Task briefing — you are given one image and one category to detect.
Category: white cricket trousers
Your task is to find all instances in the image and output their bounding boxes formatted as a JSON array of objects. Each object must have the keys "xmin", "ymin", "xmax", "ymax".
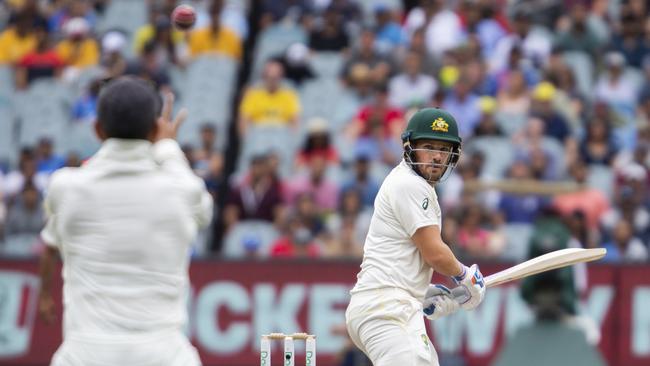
[
  {"xmin": 345, "ymin": 288, "xmax": 439, "ymax": 366},
  {"xmin": 50, "ymin": 330, "xmax": 202, "ymax": 366}
]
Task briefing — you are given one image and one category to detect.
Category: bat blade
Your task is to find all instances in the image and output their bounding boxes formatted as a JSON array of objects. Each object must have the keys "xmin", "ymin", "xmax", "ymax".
[{"xmin": 484, "ymin": 248, "xmax": 607, "ymax": 288}]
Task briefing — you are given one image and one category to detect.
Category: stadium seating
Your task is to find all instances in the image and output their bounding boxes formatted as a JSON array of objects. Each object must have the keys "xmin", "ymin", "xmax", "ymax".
[{"xmin": 222, "ymin": 220, "xmax": 280, "ymax": 258}]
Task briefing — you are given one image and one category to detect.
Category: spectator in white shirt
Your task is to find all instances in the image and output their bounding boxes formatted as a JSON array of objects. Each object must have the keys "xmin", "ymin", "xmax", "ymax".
[
  {"xmin": 403, "ymin": 0, "xmax": 463, "ymax": 58},
  {"xmin": 388, "ymin": 50, "xmax": 437, "ymax": 109}
]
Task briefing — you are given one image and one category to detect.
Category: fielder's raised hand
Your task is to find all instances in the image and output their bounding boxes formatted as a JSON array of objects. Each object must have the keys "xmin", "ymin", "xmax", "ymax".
[{"xmin": 155, "ymin": 91, "xmax": 188, "ymax": 142}]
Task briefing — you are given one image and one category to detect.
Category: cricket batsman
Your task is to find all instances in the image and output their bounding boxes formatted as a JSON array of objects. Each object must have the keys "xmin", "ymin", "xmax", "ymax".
[{"xmin": 345, "ymin": 108, "xmax": 486, "ymax": 365}]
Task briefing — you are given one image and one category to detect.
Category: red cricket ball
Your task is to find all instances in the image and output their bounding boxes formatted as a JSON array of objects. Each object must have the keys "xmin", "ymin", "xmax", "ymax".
[{"xmin": 171, "ymin": 4, "xmax": 196, "ymax": 31}]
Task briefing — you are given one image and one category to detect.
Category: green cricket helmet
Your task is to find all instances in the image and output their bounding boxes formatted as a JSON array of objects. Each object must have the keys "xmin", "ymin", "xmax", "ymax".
[{"xmin": 401, "ymin": 108, "xmax": 462, "ymax": 183}]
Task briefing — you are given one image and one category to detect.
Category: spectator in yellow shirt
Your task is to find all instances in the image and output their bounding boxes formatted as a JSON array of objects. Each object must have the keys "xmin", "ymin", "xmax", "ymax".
[
  {"xmin": 238, "ymin": 60, "xmax": 301, "ymax": 136},
  {"xmin": 55, "ymin": 17, "xmax": 99, "ymax": 68},
  {"xmin": 188, "ymin": 0, "xmax": 242, "ymax": 61},
  {"xmin": 0, "ymin": 13, "xmax": 38, "ymax": 65}
]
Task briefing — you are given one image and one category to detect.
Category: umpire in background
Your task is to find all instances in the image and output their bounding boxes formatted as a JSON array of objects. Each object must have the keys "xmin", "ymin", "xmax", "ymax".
[{"xmin": 37, "ymin": 76, "xmax": 212, "ymax": 366}]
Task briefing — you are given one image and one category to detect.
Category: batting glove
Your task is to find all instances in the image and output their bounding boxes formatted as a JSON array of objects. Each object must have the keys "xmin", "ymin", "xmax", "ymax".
[
  {"xmin": 423, "ymin": 284, "xmax": 460, "ymax": 320},
  {"xmin": 451, "ymin": 264, "xmax": 486, "ymax": 310}
]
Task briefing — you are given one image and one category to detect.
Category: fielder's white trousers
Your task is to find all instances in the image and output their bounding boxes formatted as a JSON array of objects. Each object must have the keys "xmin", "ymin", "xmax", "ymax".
[
  {"xmin": 345, "ymin": 288, "xmax": 439, "ymax": 366},
  {"xmin": 50, "ymin": 330, "xmax": 201, "ymax": 366}
]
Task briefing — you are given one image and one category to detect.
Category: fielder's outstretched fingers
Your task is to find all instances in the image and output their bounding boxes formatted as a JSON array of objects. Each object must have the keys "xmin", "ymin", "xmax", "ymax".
[
  {"xmin": 173, "ymin": 108, "xmax": 188, "ymax": 131},
  {"xmin": 161, "ymin": 91, "xmax": 175, "ymax": 123}
]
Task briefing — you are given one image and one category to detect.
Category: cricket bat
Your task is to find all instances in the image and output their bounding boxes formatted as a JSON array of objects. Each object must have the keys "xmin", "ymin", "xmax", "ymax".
[
  {"xmin": 482, "ymin": 248, "xmax": 607, "ymax": 287},
  {"xmin": 448, "ymin": 248, "xmax": 606, "ymax": 301}
]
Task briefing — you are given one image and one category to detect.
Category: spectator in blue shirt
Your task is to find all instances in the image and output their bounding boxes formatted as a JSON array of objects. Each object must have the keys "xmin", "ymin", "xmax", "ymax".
[
  {"xmin": 373, "ymin": 5, "xmax": 406, "ymax": 52},
  {"xmin": 35, "ymin": 138, "xmax": 65, "ymax": 174}
]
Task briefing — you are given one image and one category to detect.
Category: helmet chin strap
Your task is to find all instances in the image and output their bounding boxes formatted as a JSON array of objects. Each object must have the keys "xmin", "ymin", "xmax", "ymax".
[{"xmin": 403, "ymin": 139, "xmax": 459, "ymax": 185}]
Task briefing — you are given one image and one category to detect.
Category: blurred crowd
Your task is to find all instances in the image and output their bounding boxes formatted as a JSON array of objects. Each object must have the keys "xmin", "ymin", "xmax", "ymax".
[{"xmin": 0, "ymin": 0, "xmax": 649, "ymax": 264}]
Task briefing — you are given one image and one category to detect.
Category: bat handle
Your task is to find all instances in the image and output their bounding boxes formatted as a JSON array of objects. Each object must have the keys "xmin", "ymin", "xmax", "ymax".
[{"xmin": 450, "ymin": 286, "xmax": 469, "ymax": 303}]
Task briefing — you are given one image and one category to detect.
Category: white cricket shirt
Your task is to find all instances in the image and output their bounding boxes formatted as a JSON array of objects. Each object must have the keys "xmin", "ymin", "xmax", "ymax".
[
  {"xmin": 41, "ymin": 138, "xmax": 213, "ymax": 339},
  {"xmin": 351, "ymin": 160, "xmax": 442, "ymax": 301}
]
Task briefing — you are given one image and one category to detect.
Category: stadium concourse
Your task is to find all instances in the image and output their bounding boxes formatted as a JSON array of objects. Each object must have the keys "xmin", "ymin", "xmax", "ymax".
[{"xmin": 0, "ymin": 1, "xmax": 649, "ymax": 366}]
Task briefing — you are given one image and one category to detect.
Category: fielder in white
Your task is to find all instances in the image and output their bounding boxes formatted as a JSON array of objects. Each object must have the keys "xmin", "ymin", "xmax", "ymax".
[
  {"xmin": 346, "ymin": 108, "xmax": 486, "ymax": 366},
  {"xmin": 37, "ymin": 77, "xmax": 212, "ymax": 366}
]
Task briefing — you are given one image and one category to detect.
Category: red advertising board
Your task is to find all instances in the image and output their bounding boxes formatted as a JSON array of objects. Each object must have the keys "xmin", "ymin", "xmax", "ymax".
[{"xmin": 0, "ymin": 259, "xmax": 647, "ymax": 366}]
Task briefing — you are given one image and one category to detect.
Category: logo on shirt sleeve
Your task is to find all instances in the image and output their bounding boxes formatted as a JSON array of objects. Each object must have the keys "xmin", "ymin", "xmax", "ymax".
[{"xmin": 422, "ymin": 198, "xmax": 429, "ymax": 210}]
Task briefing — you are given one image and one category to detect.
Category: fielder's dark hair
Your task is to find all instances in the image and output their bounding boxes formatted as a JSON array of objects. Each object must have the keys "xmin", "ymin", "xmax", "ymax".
[{"xmin": 97, "ymin": 76, "xmax": 161, "ymax": 140}]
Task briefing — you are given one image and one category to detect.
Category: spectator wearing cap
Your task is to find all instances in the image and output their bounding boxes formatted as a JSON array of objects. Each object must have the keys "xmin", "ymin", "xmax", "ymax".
[
  {"xmin": 595, "ymin": 51, "xmax": 640, "ymax": 119},
  {"xmin": 55, "ymin": 17, "xmax": 99, "ymax": 70},
  {"xmin": 473, "ymin": 96, "xmax": 504, "ymax": 136},
  {"xmin": 530, "ymin": 81, "xmax": 572, "ymax": 143},
  {"xmin": 223, "ymin": 154, "xmax": 284, "ymax": 233},
  {"xmin": 14, "ymin": 22, "xmax": 63, "ymax": 89},
  {"xmin": 273, "ymin": 43, "xmax": 315, "ymax": 86},
  {"xmin": 295, "ymin": 117, "xmax": 338, "ymax": 169},
  {"xmin": 341, "ymin": 151, "xmax": 380, "ymax": 209},
  {"xmin": 238, "ymin": 60, "xmax": 300, "ymax": 136},
  {"xmin": 189, "ymin": 0, "xmax": 242, "ymax": 61},
  {"xmin": 0, "ymin": 11, "xmax": 38, "ymax": 65},
  {"xmin": 388, "ymin": 50, "xmax": 437, "ymax": 109},
  {"xmin": 403, "ymin": 0, "xmax": 463, "ymax": 58},
  {"xmin": 48, "ymin": 0, "xmax": 97, "ymax": 34},
  {"xmin": 308, "ymin": 6, "xmax": 349, "ymax": 52},
  {"xmin": 100, "ymin": 31, "xmax": 127, "ymax": 78}
]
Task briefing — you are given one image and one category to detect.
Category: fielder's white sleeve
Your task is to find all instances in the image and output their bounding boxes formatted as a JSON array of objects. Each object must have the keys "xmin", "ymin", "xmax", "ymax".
[
  {"xmin": 40, "ymin": 169, "xmax": 70, "ymax": 248},
  {"xmin": 152, "ymin": 139, "xmax": 213, "ymax": 228},
  {"xmin": 390, "ymin": 179, "xmax": 441, "ymax": 237}
]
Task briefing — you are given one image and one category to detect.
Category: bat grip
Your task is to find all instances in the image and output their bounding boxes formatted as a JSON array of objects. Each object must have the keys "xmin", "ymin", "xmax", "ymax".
[{"xmin": 450, "ymin": 286, "xmax": 470, "ymax": 303}]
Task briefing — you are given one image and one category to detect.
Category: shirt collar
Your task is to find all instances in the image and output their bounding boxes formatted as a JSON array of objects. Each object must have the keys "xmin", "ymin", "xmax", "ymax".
[{"xmin": 87, "ymin": 138, "xmax": 155, "ymax": 166}]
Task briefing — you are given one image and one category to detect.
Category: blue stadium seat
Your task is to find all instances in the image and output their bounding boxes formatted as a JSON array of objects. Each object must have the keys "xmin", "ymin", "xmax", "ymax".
[{"xmin": 222, "ymin": 220, "xmax": 280, "ymax": 258}]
